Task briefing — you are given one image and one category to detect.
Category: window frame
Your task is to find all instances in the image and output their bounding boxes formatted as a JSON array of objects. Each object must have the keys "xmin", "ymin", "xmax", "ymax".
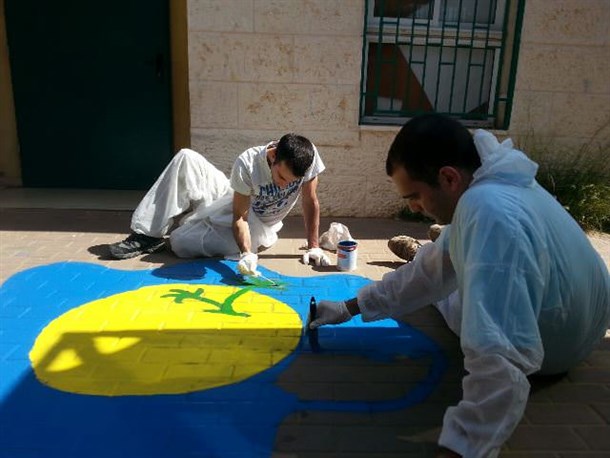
[
  {"xmin": 359, "ymin": 0, "xmax": 525, "ymax": 129},
  {"xmin": 366, "ymin": 0, "xmax": 507, "ymax": 32}
]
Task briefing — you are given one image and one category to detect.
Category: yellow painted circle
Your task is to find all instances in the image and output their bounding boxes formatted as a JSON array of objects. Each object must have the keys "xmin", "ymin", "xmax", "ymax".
[{"xmin": 29, "ymin": 284, "xmax": 302, "ymax": 396}]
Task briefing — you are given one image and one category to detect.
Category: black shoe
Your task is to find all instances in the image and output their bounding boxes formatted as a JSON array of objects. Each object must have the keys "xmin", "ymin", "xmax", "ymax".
[{"xmin": 108, "ymin": 233, "xmax": 165, "ymax": 259}]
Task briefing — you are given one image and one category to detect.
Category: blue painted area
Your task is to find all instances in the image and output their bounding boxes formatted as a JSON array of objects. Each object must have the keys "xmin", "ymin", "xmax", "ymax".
[{"xmin": 0, "ymin": 261, "xmax": 447, "ymax": 458}]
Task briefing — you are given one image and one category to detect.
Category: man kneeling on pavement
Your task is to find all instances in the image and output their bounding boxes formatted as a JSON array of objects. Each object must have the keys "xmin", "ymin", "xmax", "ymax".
[
  {"xmin": 310, "ymin": 114, "xmax": 610, "ymax": 458},
  {"xmin": 107, "ymin": 133, "xmax": 331, "ymax": 274}
]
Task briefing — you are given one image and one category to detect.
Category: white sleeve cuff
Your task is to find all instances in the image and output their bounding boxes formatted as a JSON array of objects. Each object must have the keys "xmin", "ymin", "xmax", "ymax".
[
  {"xmin": 438, "ymin": 425, "xmax": 501, "ymax": 458},
  {"xmin": 357, "ymin": 283, "xmax": 390, "ymax": 322},
  {"xmin": 437, "ymin": 418, "xmax": 471, "ymax": 458}
]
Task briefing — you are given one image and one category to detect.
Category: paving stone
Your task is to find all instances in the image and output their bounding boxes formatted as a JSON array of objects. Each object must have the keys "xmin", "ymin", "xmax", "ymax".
[
  {"xmin": 582, "ymin": 350, "xmax": 610, "ymax": 368},
  {"xmin": 335, "ymin": 425, "xmax": 434, "ymax": 453},
  {"xmin": 559, "ymin": 454, "xmax": 610, "ymax": 458},
  {"xmin": 507, "ymin": 426, "xmax": 587, "ymax": 450},
  {"xmin": 568, "ymin": 367, "xmax": 610, "ymax": 383},
  {"xmin": 574, "ymin": 426, "xmax": 610, "ymax": 450},
  {"xmin": 500, "ymin": 454, "xmax": 557, "ymax": 458},
  {"xmin": 524, "ymin": 403, "xmax": 606, "ymax": 425},
  {"xmin": 371, "ymin": 403, "xmax": 448, "ymax": 426},
  {"xmin": 546, "ymin": 384, "xmax": 610, "ymax": 403},
  {"xmin": 591, "ymin": 403, "xmax": 610, "ymax": 423},
  {"xmin": 275, "ymin": 425, "xmax": 340, "ymax": 452}
]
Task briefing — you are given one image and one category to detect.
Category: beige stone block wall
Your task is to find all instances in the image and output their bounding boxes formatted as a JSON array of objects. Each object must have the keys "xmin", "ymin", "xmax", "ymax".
[
  {"xmin": 188, "ymin": 0, "xmax": 610, "ymax": 218},
  {"xmin": 511, "ymin": 0, "xmax": 610, "ymax": 150},
  {"xmin": 187, "ymin": 0, "xmax": 388, "ymax": 217}
]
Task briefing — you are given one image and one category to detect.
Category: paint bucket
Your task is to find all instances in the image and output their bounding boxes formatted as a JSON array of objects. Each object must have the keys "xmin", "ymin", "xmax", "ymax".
[{"xmin": 336, "ymin": 240, "xmax": 358, "ymax": 271}]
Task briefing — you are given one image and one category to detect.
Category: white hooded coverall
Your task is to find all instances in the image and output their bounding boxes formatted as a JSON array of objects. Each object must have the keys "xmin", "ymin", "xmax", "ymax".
[{"xmin": 357, "ymin": 130, "xmax": 610, "ymax": 457}]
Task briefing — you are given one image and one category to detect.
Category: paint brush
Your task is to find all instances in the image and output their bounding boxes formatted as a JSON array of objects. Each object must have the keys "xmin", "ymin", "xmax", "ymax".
[
  {"xmin": 241, "ymin": 271, "xmax": 278, "ymax": 288},
  {"xmin": 306, "ymin": 296, "xmax": 321, "ymax": 353}
]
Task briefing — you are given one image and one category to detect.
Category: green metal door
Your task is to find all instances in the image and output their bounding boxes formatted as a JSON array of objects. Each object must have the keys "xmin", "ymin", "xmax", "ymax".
[{"xmin": 5, "ymin": 0, "xmax": 173, "ymax": 189}]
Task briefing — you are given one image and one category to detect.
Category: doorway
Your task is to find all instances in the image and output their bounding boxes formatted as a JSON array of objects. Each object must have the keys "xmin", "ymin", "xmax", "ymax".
[{"xmin": 5, "ymin": 0, "xmax": 174, "ymax": 189}]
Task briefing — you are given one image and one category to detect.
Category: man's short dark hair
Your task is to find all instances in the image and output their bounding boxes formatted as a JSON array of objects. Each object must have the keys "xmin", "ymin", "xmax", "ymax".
[
  {"xmin": 386, "ymin": 114, "xmax": 481, "ymax": 186},
  {"xmin": 275, "ymin": 133, "xmax": 315, "ymax": 177}
]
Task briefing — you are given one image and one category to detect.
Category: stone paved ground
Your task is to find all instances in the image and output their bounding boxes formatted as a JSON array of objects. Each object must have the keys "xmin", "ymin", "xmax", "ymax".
[{"xmin": 1, "ymin": 207, "xmax": 609, "ymax": 457}]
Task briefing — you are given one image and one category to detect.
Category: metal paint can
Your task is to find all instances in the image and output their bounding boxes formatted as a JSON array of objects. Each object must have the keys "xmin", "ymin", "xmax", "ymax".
[{"xmin": 336, "ymin": 240, "xmax": 358, "ymax": 271}]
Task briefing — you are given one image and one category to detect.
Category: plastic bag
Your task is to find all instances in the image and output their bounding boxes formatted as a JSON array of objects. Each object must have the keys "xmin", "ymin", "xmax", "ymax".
[{"xmin": 319, "ymin": 222, "xmax": 354, "ymax": 251}]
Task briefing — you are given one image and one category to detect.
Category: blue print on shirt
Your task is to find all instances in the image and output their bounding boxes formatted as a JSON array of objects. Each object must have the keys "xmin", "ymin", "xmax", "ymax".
[{"xmin": 252, "ymin": 179, "xmax": 302, "ymax": 217}]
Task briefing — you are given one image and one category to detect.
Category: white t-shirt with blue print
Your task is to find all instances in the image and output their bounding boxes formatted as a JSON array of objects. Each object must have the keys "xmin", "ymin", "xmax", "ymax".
[{"xmin": 229, "ymin": 142, "xmax": 325, "ymax": 226}]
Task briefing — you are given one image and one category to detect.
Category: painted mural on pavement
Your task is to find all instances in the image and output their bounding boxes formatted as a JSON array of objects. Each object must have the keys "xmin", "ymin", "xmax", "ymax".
[{"xmin": 0, "ymin": 260, "xmax": 447, "ymax": 458}]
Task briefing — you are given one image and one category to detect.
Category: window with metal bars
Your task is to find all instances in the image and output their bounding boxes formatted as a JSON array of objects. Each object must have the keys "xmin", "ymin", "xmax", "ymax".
[{"xmin": 360, "ymin": 0, "xmax": 525, "ymax": 128}]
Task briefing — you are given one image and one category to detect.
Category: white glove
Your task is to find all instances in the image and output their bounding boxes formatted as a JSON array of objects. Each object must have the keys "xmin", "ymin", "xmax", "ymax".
[
  {"xmin": 302, "ymin": 247, "xmax": 331, "ymax": 266},
  {"xmin": 309, "ymin": 300, "xmax": 352, "ymax": 329},
  {"xmin": 237, "ymin": 252, "xmax": 259, "ymax": 276}
]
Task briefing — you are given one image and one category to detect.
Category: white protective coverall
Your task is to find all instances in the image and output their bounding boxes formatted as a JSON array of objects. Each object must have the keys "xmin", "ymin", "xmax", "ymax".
[
  {"xmin": 130, "ymin": 146, "xmax": 323, "ymax": 258},
  {"xmin": 356, "ymin": 130, "xmax": 610, "ymax": 457}
]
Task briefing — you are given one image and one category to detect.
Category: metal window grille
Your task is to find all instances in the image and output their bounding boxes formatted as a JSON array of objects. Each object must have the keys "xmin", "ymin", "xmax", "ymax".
[{"xmin": 360, "ymin": 0, "xmax": 525, "ymax": 128}]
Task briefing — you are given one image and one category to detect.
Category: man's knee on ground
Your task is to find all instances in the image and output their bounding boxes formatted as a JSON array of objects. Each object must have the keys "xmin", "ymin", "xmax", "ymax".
[{"xmin": 168, "ymin": 230, "xmax": 199, "ymax": 259}]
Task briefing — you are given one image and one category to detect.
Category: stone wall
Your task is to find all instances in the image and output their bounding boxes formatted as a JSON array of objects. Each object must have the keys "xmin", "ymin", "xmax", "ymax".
[
  {"xmin": 187, "ymin": 0, "xmax": 610, "ymax": 217},
  {"xmin": 510, "ymin": 0, "xmax": 610, "ymax": 152},
  {"xmin": 187, "ymin": 0, "xmax": 402, "ymax": 217}
]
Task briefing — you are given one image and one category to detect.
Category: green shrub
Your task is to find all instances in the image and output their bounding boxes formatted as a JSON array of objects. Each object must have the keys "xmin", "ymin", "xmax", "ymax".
[
  {"xmin": 523, "ymin": 131, "xmax": 610, "ymax": 234},
  {"xmin": 397, "ymin": 207, "xmax": 434, "ymax": 224},
  {"xmin": 534, "ymin": 164, "xmax": 610, "ymax": 233}
]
